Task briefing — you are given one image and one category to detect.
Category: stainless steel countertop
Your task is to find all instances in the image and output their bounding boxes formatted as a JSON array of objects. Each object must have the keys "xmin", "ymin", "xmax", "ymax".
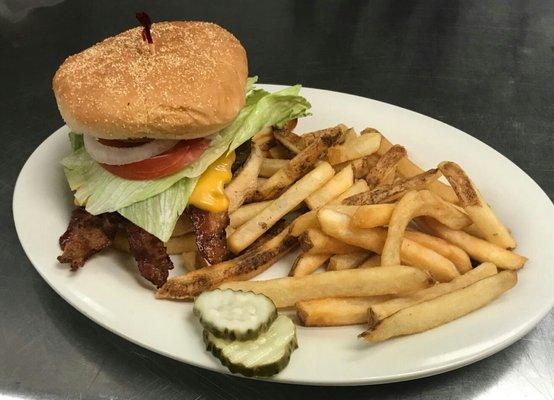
[{"xmin": 1, "ymin": 0, "xmax": 553, "ymax": 398}]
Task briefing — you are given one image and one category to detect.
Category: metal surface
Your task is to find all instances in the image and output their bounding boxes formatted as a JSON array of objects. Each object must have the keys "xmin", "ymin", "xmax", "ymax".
[{"xmin": 1, "ymin": 0, "xmax": 552, "ymax": 398}]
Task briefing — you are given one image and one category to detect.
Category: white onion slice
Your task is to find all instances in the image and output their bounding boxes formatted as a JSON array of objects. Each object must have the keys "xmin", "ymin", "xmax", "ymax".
[{"xmin": 84, "ymin": 136, "xmax": 179, "ymax": 165}]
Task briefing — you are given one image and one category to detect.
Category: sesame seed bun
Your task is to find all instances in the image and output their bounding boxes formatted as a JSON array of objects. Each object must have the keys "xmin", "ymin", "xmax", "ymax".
[{"xmin": 53, "ymin": 21, "xmax": 248, "ymax": 140}]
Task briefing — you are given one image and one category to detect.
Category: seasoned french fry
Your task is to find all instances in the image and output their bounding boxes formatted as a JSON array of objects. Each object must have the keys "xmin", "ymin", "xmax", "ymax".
[
  {"xmin": 361, "ymin": 270, "xmax": 517, "ymax": 342},
  {"xmin": 359, "ymin": 254, "xmax": 382, "ymax": 268},
  {"xmin": 289, "ymin": 253, "xmax": 330, "ymax": 277},
  {"xmin": 327, "ymin": 252, "xmax": 370, "ymax": 271},
  {"xmin": 335, "ymin": 154, "xmax": 380, "ymax": 178},
  {"xmin": 381, "ymin": 190, "xmax": 470, "ymax": 267},
  {"xmin": 343, "ymin": 169, "xmax": 441, "ymax": 205},
  {"xmin": 299, "ymin": 125, "xmax": 347, "ymax": 149},
  {"xmin": 368, "ymin": 262, "xmax": 498, "ymax": 325},
  {"xmin": 351, "ymin": 203, "xmax": 396, "ymax": 228},
  {"xmin": 420, "ymin": 218, "xmax": 527, "ymax": 270},
  {"xmin": 268, "ymin": 144, "xmax": 294, "ymax": 159},
  {"xmin": 326, "ymin": 131, "xmax": 381, "ymax": 165},
  {"xmin": 229, "ymin": 201, "xmax": 272, "ymax": 228},
  {"xmin": 318, "ymin": 209, "xmax": 459, "ymax": 282},
  {"xmin": 273, "ymin": 125, "xmax": 302, "ymax": 154},
  {"xmin": 404, "ymin": 230, "xmax": 472, "ymax": 274},
  {"xmin": 228, "ymin": 162, "xmax": 335, "ymax": 253},
  {"xmin": 225, "ymin": 145, "xmax": 263, "ymax": 213},
  {"xmin": 157, "ymin": 227, "xmax": 296, "ymax": 299},
  {"xmin": 366, "ymin": 145, "xmax": 407, "ymax": 189},
  {"xmin": 300, "ymin": 228, "xmax": 361, "ymax": 255},
  {"xmin": 305, "ymin": 164, "xmax": 354, "ymax": 209},
  {"xmin": 259, "ymin": 158, "xmax": 288, "ymax": 178},
  {"xmin": 257, "ymin": 129, "xmax": 343, "ymax": 199},
  {"xmin": 439, "ymin": 161, "xmax": 516, "ymax": 249},
  {"xmin": 182, "ymin": 251, "xmax": 197, "ymax": 272},
  {"xmin": 297, "ymin": 296, "xmax": 393, "ymax": 326},
  {"xmin": 220, "ymin": 266, "xmax": 432, "ymax": 308},
  {"xmin": 377, "ymin": 135, "xmax": 458, "ymax": 203}
]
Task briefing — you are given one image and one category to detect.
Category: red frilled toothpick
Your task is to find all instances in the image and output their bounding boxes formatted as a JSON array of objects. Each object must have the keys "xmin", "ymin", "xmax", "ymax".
[{"xmin": 135, "ymin": 12, "xmax": 153, "ymax": 44}]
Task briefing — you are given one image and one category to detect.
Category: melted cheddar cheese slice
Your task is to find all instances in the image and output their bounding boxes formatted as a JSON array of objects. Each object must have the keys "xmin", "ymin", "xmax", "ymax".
[{"xmin": 189, "ymin": 152, "xmax": 235, "ymax": 212}]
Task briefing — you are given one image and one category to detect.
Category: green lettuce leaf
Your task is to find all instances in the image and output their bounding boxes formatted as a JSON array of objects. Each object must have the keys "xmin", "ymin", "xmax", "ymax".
[
  {"xmin": 118, "ymin": 177, "xmax": 198, "ymax": 242},
  {"xmin": 61, "ymin": 83, "xmax": 311, "ymax": 240},
  {"xmin": 69, "ymin": 132, "xmax": 84, "ymax": 151}
]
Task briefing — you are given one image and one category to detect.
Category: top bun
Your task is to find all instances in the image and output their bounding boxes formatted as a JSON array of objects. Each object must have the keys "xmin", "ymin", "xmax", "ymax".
[{"xmin": 53, "ymin": 21, "xmax": 248, "ymax": 140}]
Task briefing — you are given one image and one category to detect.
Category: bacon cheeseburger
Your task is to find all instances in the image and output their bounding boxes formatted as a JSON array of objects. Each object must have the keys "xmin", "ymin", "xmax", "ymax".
[{"xmin": 53, "ymin": 19, "xmax": 310, "ymax": 287}]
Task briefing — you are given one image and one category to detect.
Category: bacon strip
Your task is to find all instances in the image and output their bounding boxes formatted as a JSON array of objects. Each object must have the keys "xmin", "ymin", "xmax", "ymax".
[
  {"xmin": 187, "ymin": 206, "xmax": 230, "ymax": 265},
  {"xmin": 58, "ymin": 208, "xmax": 118, "ymax": 270},
  {"xmin": 125, "ymin": 223, "xmax": 173, "ymax": 288}
]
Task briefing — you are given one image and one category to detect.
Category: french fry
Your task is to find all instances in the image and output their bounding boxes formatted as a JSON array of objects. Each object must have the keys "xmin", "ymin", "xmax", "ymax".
[
  {"xmin": 257, "ymin": 129, "xmax": 343, "ymax": 199},
  {"xmin": 343, "ymin": 128, "xmax": 358, "ymax": 142},
  {"xmin": 252, "ymin": 126, "xmax": 274, "ymax": 143},
  {"xmin": 335, "ymin": 154, "xmax": 380, "ymax": 178},
  {"xmin": 377, "ymin": 135, "xmax": 458, "ymax": 203},
  {"xmin": 290, "ymin": 211, "xmax": 319, "ymax": 237},
  {"xmin": 366, "ymin": 145, "xmax": 407, "ymax": 189},
  {"xmin": 297, "ymin": 296, "xmax": 394, "ymax": 326},
  {"xmin": 439, "ymin": 161, "xmax": 516, "ymax": 249},
  {"xmin": 327, "ymin": 252, "xmax": 370, "ymax": 271},
  {"xmin": 172, "ymin": 214, "xmax": 193, "ymax": 236},
  {"xmin": 251, "ymin": 126, "xmax": 275, "ymax": 151},
  {"xmin": 268, "ymin": 144, "xmax": 294, "ymax": 159},
  {"xmin": 359, "ymin": 254, "xmax": 382, "ymax": 268},
  {"xmin": 225, "ymin": 145, "xmax": 263, "ymax": 213},
  {"xmin": 219, "ymin": 266, "xmax": 433, "ymax": 308},
  {"xmin": 157, "ymin": 227, "xmax": 296, "ymax": 299},
  {"xmin": 329, "ymin": 179, "xmax": 369, "ymax": 204},
  {"xmin": 343, "ymin": 169, "xmax": 441, "ymax": 205},
  {"xmin": 182, "ymin": 251, "xmax": 197, "ymax": 272},
  {"xmin": 228, "ymin": 162, "xmax": 335, "ymax": 253},
  {"xmin": 351, "ymin": 203, "xmax": 396, "ymax": 228},
  {"xmin": 318, "ymin": 209, "xmax": 459, "ymax": 282},
  {"xmin": 259, "ymin": 158, "xmax": 288, "ymax": 178},
  {"xmin": 305, "ymin": 164, "xmax": 354, "ymax": 209},
  {"xmin": 463, "ymin": 222, "xmax": 487, "ymax": 239},
  {"xmin": 229, "ymin": 201, "xmax": 272, "ymax": 228},
  {"xmin": 300, "ymin": 228, "xmax": 362, "ymax": 255},
  {"xmin": 420, "ymin": 218, "xmax": 527, "ymax": 270},
  {"xmin": 115, "ymin": 231, "xmax": 197, "ymax": 255},
  {"xmin": 404, "ymin": 230, "xmax": 472, "ymax": 273},
  {"xmin": 165, "ymin": 234, "xmax": 198, "ymax": 255},
  {"xmin": 289, "ymin": 253, "xmax": 330, "ymax": 277},
  {"xmin": 360, "ymin": 270, "xmax": 517, "ymax": 342},
  {"xmin": 368, "ymin": 262, "xmax": 498, "ymax": 325},
  {"xmin": 300, "ymin": 125, "xmax": 347, "ymax": 149},
  {"xmin": 381, "ymin": 190, "xmax": 470, "ymax": 267},
  {"xmin": 326, "ymin": 131, "xmax": 381, "ymax": 165},
  {"xmin": 257, "ymin": 177, "xmax": 267, "ymax": 187},
  {"xmin": 273, "ymin": 126, "xmax": 302, "ymax": 154},
  {"xmin": 290, "ymin": 204, "xmax": 360, "ymax": 237}
]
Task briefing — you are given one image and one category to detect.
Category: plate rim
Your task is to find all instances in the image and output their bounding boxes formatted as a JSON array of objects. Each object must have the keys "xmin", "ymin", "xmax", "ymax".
[{"xmin": 13, "ymin": 84, "xmax": 554, "ymax": 386}]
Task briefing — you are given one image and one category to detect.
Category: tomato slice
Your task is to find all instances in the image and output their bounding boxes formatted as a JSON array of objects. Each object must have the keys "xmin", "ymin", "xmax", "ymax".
[{"xmin": 100, "ymin": 138, "xmax": 210, "ymax": 180}]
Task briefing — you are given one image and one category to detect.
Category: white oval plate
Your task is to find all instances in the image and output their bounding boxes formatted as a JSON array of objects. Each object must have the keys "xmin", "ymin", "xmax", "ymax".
[{"xmin": 13, "ymin": 85, "xmax": 554, "ymax": 385}]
